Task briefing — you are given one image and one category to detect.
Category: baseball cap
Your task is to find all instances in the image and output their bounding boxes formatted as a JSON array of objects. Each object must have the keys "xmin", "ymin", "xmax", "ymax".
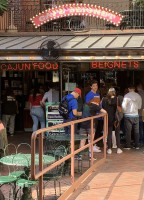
[
  {"xmin": 74, "ymin": 88, "xmax": 81, "ymax": 97},
  {"xmin": 108, "ymin": 88, "xmax": 115, "ymax": 93}
]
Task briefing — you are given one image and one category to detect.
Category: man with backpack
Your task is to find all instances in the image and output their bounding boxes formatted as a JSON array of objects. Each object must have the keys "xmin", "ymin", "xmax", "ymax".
[{"xmin": 59, "ymin": 88, "xmax": 82, "ymax": 135}]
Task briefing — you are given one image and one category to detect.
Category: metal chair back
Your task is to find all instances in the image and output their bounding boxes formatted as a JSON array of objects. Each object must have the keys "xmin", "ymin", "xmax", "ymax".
[{"xmin": 16, "ymin": 143, "xmax": 31, "ymax": 154}]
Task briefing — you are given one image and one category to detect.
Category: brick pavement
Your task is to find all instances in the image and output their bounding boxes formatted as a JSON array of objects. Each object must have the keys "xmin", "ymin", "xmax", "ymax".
[
  {"xmin": 68, "ymin": 148, "xmax": 144, "ymax": 200},
  {"xmin": 1, "ymin": 132, "xmax": 144, "ymax": 200}
]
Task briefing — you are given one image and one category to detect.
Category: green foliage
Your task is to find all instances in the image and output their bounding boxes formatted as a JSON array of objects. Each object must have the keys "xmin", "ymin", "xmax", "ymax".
[{"xmin": 0, "ymin": 0, "xmax": 9, "ymax": 16}]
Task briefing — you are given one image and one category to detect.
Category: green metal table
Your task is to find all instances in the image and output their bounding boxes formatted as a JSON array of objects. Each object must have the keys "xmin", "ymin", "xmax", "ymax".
[
  {"xmin": 0, "ymin": 154, "xmax": 55, "ymax": 167},
  {"xmin": 48, "ymin": 134, "xmax": 88, "ymax": 142},
  {"xmin": 47, "ymin": 134, "xmax": 88, "ymax": 174},
  {"xmin": 0, "ymin": 154, "xmax": 55, "ymax": 200}
]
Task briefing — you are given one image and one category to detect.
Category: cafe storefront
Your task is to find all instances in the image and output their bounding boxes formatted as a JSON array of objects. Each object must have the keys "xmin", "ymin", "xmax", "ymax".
[{"xmin": 0, "ymin": 32, "xmax": 144, "ymax": 131}]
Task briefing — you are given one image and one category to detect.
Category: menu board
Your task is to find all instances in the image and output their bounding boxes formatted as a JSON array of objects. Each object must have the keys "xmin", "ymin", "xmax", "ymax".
[{"xmin": 45, "ymin": 102, "xmax": 65, "ymax": 134}]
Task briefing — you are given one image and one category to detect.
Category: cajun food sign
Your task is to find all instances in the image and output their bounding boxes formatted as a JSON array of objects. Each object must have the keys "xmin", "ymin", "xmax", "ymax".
[{"xmin": 31, "ymin": 3, "xmax": 123, "ymax": 28}]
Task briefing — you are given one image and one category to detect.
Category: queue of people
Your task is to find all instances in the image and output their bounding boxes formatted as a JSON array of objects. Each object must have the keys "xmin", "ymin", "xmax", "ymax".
[
  {"xmin": 63, "ymin": 80, "xmax": 144, "ymax": 157},
  {"xmin": 1, "ymin": 80, "xmax": 144, "ymax": 158}
]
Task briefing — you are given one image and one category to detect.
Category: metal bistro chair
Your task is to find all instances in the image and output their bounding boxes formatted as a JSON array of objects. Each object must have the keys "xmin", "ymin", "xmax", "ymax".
[
  {"xmin": 0, "ymin": 144, "xmax": 18, "ymax": 200},
  {"xmin": 13, "ymin": 154, "xmax": 38, "ymax": 200},
  {"xmin": 45, "ymin": 133, "xmax": 60, "ymax": 156},
  {"xmin": 43, "ymin": 145, "xmax": 67, "ymax": 198},
  {"xmin": 0, "ymin": 173, "xmax": 17, "ymax": 200},
  {"xmin": 4, "ymin": 143, "xmax": 17, "ymax": 156},
  {"xmin": 16, "ymin": 143, "xmax": 31, "ymax": 154},
  {"xmin": 1, "ymin": 143, "xmax": 24, "ymax": 179},
  {"xmin": 3, "ymin": 144, "xmax": 25, "ymax": 180}
]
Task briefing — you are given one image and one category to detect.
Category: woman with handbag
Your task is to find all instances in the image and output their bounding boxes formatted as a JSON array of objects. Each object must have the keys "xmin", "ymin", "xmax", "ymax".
[
  {"xmin": 28, "ymin": 84, "xmax": 45, "ymax": 133},
  {"xmin": 102, "ymin": 88, "xmax": 123, "ymax": 154}
]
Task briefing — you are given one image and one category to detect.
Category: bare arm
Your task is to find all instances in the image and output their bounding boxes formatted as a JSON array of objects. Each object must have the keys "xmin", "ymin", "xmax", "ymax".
[
  {"xmin": 41, "ymin": 97, "xmax": 46, "ymax": 106},
  {"xmin": 73, "ymin": 109, "xmax": 82, "ymax": 117},
  {"xmin": 100, "ymin": 108, "xmax": 107, "ymax": 114}
]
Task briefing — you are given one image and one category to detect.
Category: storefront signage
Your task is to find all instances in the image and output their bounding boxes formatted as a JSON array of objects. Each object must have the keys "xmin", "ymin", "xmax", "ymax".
[
  {"xmin": 91, "ymin": 61, "xmax": 139, "ymax": 70},
  {"xmin": 31, "ymin": 3, "xmax": 123, "ymax": 28},
  {"xmin": 0, "ymin": 62, "xmax": 58, "ymax": 71}
]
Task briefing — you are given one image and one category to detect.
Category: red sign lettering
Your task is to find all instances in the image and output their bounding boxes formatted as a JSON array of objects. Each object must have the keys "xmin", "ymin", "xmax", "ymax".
[
  {"xmin": 91, "ymin": 61, "xmax": 139, "ymax": 70},
  {"xmin": 0, "ymin": 62, "xmax": 59, "ymax": 71}
]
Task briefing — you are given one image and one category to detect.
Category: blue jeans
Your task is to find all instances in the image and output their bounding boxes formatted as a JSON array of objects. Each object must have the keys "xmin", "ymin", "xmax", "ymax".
[
  {"xmin": 30, "ymin": 107, "xmax": 45, "ymax": 132},
  {"xmin": 139, "ymin": 116, "xmax": 144, "ymax": 144}
]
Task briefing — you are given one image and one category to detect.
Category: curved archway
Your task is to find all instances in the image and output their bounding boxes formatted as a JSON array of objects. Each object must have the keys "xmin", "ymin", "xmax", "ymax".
[{"xmin": 31, "ymin": 3, "xmax": 123, "ymax": 28}]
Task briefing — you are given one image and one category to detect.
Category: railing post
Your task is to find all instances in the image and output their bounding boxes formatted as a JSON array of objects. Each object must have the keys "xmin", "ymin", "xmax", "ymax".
[
  {"xmin": 31, "ymin": 113, "xmax": 107, "ymax": 199},
  {"xmin": 71, "ymin": 123, "xmax": 75, "ymax": 184},
  {"xmin": 90, "ymin": 119, "xmax": 94, "ymax": 166},
  {"xmin": 103, "ymin": 114, "xmax": 108, "ymax": 159},
  {"xmin": 39, "ymin": 132, "xmax": 43, "ymax": 200}
]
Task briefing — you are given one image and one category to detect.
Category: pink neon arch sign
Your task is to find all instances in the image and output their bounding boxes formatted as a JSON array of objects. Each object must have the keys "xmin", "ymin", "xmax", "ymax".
[{"xmin": 30, "ymin": 3, "xmax": 123, "ymax": 28}]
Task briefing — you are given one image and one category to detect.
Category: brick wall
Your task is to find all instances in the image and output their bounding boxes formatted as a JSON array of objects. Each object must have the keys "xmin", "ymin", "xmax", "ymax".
[{"xmin": 0, "ymin": 0, "xmax": 131, "ymax": 31}]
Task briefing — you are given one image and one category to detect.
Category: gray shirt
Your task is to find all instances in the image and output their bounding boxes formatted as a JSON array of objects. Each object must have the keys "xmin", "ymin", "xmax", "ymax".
[{"xmin": 43, "ymin": 89, "xmax": 59, "ymax": 103}]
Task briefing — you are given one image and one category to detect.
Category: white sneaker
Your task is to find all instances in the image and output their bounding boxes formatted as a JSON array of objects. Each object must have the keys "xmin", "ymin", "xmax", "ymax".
[
  {"xmin": 112, "ymin": 144, "xmax": 117, "ymax": 149},
  {"xmin": 107, "ymin": 149, "xmax": 112, "ymax": 154},
  {"xmin": 117, "ymin": 148, "xmax": 123, "ymax": 154},
  {"xmin": 94, "ymin": 144, "xmax": 100, "ymax": 150},
  {"xmin": 89, "ymin": 157, "xmax": 97, "ymax": 161},
  {"xmin": 93, "ymin": 146, "xmax": 101, "ymax": 153}
]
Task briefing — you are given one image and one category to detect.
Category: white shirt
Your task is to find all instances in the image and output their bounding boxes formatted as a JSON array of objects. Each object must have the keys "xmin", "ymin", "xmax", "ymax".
[
  {"xmin": 43, "ymin": 89, "xmax": 59, "ymax": 102},
  {"xmin": 122, "ymin": 92, "xmax": 142, "ymax": 116}
]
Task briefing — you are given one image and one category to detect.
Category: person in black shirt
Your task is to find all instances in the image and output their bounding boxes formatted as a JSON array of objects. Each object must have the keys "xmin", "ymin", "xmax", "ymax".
[
  {"xmin": 102, "ymin": 88, "xmax": 123, "ymax": 154},
  {"xmin": 78, "ymin": 98, "xmax": 106, "ymax": 159},
  {"xmin": 2, "ymin": 88, "xmax": 18, "ymax": 136}
]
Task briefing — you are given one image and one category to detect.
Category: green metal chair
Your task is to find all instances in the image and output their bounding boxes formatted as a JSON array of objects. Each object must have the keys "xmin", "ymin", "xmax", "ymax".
[
  {"xmin": 2, "ymin": 144, "xmax": 25, "ymax": 179},
  {"xmin": 0, "ymin": 156, "xmax": 17, "ymax": 199},
  {"xmin": 0, "ymin": 144, "xmax": 20, "ymax": 199},
  {"xmin": 44, "ymin": 134, "xmax": 60, "ymax": 156},
  {"xmin": 43, "ymin": 145, "xmax": 67, "ymax": 198},
  {"xmin": 4, "ymin": 143, "xmax": 17, "ymax": 156},
  {"xmin": 0, "ymin": 176, "xmax": 17, "ymax": 200},
  {"xmin": 13, "ymin": 154, "xmax": 38, "ymax": 200},
  {"xmin": 16, "ymin": 143, "xmax": 31, "ymax": 154}
]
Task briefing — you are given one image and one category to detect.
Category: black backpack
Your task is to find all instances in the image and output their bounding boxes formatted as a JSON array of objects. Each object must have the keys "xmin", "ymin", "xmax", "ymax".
[{"xmin": 58, "ymin": 96, "xmax": 74, "ymax": 119}]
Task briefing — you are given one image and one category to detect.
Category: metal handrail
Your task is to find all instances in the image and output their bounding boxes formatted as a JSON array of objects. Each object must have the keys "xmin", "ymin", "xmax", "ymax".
[{"xmin": 31, "ymin": 113, "xmax": 108, "ymax": 200}]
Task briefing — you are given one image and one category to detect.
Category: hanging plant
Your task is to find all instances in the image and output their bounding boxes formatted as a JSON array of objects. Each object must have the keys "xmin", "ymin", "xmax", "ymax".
[{"xmin": 0, "ymin": 0, "xmax": 9, "ymax": 16}]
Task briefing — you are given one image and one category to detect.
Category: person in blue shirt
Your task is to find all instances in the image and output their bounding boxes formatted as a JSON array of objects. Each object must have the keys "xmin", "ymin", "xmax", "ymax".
[
  {"xmin": 63, "ymin": 88, "xmax": 82, "ymax": 134},
  {"xmin": 85, "ymin": 80, "xmax": 100, "ymax": 104},
  {"xmin": 85, "ymin": 80, "xmax": 102, "ymax": 152}
]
